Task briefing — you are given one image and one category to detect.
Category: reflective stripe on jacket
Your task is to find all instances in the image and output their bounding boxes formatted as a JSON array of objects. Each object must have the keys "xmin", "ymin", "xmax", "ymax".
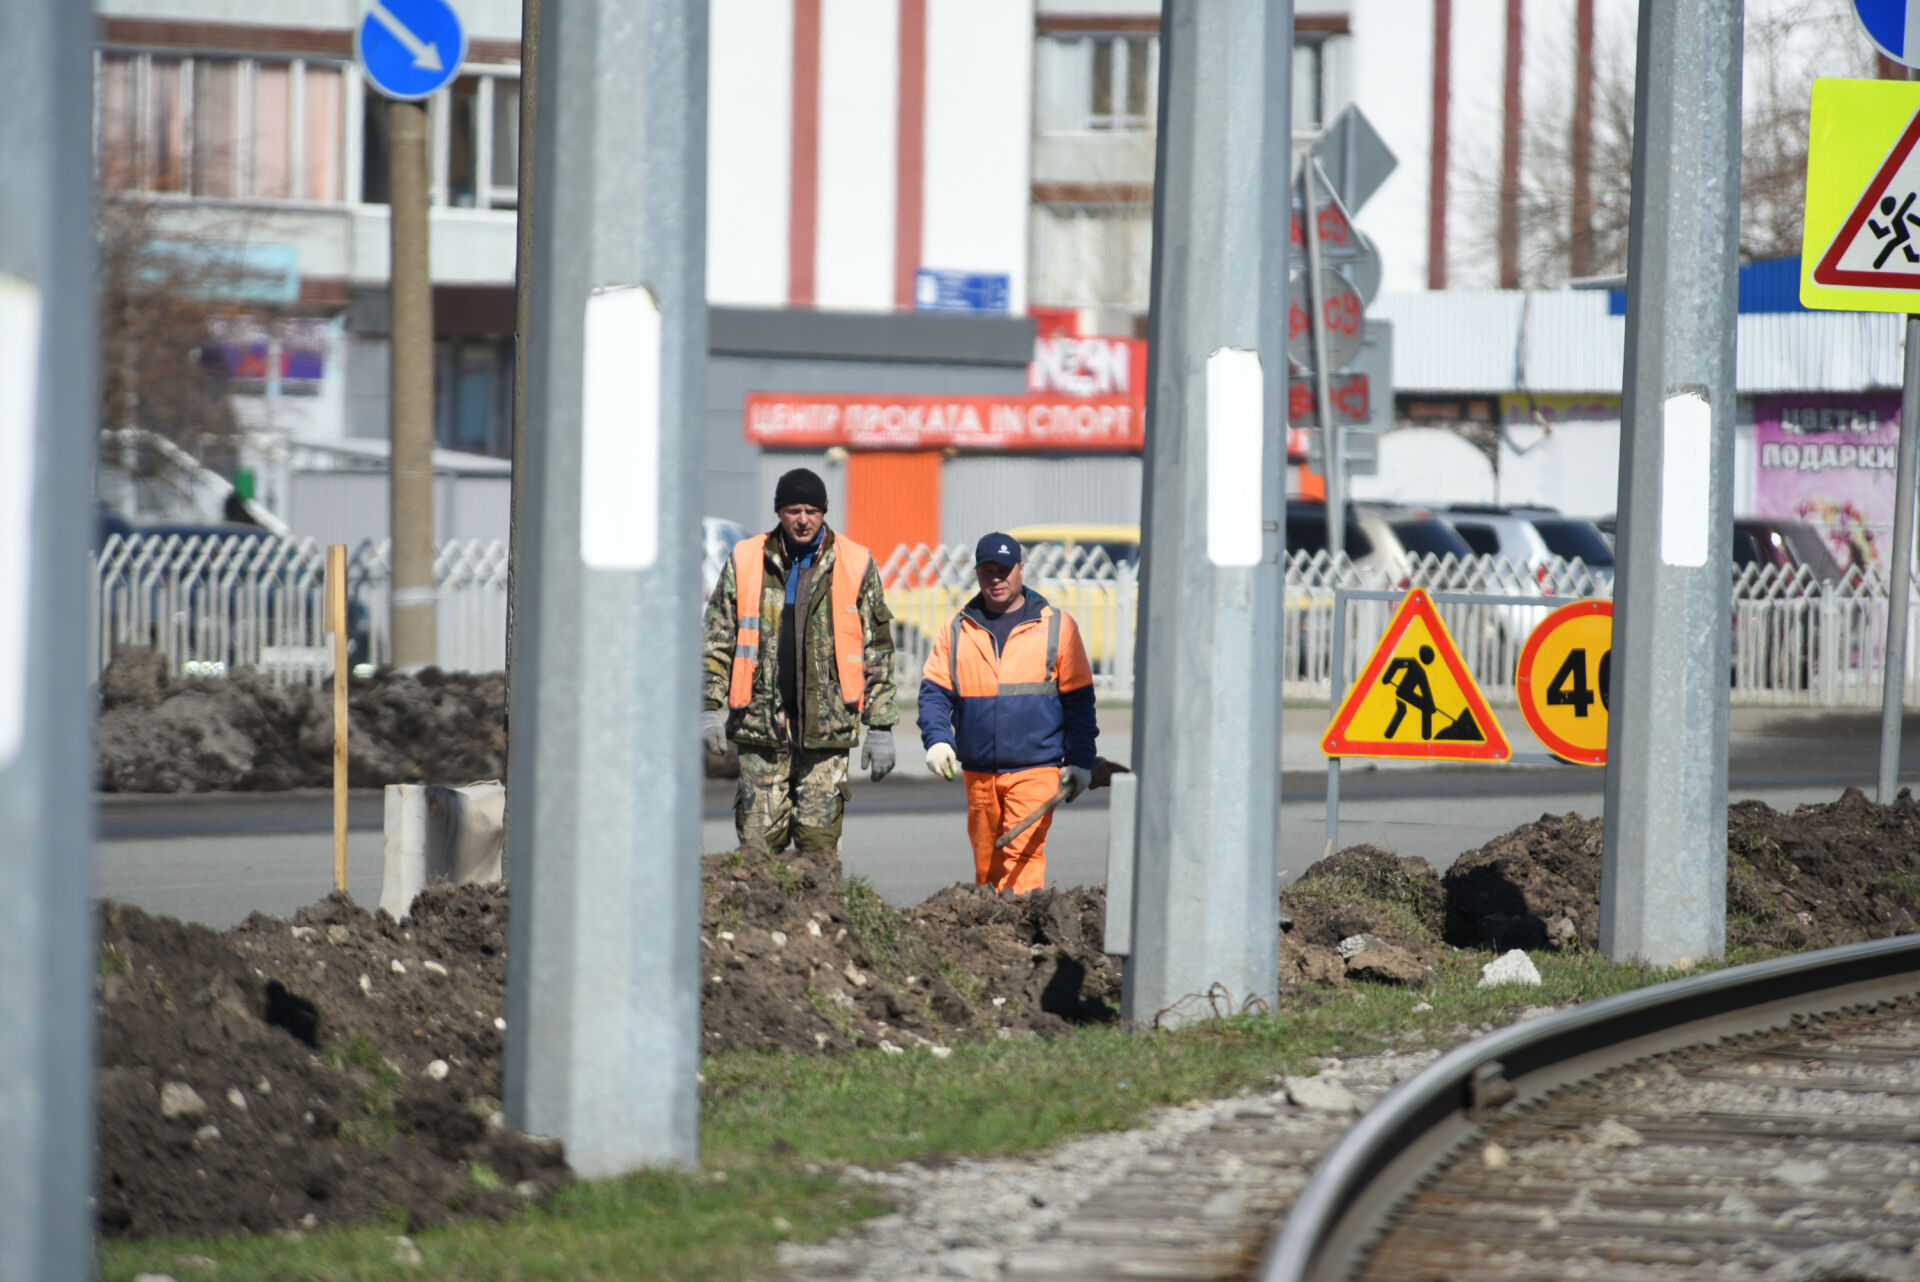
[
  {"xmin": 916, "ymin": 590, "xmax": 1097, "ymax": 773},
  {"xmin": 728, "ymin": 532, "xmax": 872, "ymax": 711}
]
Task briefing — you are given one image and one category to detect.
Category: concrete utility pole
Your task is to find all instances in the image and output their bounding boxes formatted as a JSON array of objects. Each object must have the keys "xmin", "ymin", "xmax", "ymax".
[
  {"xmin": 1124, "ymin": 0, "xmax": 1290, "ymax": 1027},
  {"xmin": 1601, "ymin": 0, "xmax": 1744, "ymax": 966},
  {"xmin": 0, "ymin": 1, "xmax": 94, "ymax": 1278},
  {"xmin": 501, "ymin": 0, "xmax": 539, "ymax": 883},
  {"xmin": 389, "ymin": 97, "xmax": 438, "ymax": 667},
  {"xmin": 503, "ymin": 0, "xmax": 707, "ymax": 1174}
]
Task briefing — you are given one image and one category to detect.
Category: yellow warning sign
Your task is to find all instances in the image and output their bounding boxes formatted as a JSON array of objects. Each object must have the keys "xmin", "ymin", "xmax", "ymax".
[
  {"xmin": 1801, "ymin": 78, "xmax": 1920, "ymax": 312},
  {"xmin": 1321, "ymin": 588, "xmax": 1510, "ymax": 762}
]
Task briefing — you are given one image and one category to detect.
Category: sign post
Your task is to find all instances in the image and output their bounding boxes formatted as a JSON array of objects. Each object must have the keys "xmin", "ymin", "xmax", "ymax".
[
  {"xmin": 1799, "ymin": 74, "xmax": 1920, "ymax": 802},
  {"xmin": 1, "ymin": 2, "xmax": 93, "ymax": 1277},
  {"xmin": 358, "ymin": 0, "xmax": 464, "ymax": 669}
]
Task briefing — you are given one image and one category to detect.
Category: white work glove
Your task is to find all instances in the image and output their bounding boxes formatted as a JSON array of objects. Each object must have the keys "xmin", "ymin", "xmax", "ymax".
[
  {"xmin": 1061, "ymin": 764, "xmax": 1093, "ymax": 803},
  {"xmin": 702, "ymin": 708, "xmax": 728, "ymax": 756},
  {"xmin": 861, "ymin": 727, "xmax": 896, "ymax": 781},
  {"xmin": 925, "ymin": 742, "xmax": 959, "ymax": 781}
]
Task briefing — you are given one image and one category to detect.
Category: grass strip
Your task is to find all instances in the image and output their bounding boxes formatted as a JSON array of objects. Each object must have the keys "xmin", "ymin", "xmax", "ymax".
[{"xmin": 97, "ymin": 946, "xmax": 1769, "ymax": 1282}]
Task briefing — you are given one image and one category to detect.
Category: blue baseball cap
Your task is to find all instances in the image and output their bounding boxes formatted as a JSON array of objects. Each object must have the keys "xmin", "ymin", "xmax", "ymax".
[{"xmin": 974, "ymin": 532, "xmax": 1022, "ymax": 567}]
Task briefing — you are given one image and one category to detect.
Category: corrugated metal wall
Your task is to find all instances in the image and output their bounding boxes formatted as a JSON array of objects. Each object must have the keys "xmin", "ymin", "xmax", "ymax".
[{"xmin": 938, "ymin": 455, "xmax": 1141, "ymax": 545}]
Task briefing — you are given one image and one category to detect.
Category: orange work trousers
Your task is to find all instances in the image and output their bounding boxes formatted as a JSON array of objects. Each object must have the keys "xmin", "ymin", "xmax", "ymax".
[{"xmin": 963, "ymin": 765, "xmax": 1061, "ymax": 894}]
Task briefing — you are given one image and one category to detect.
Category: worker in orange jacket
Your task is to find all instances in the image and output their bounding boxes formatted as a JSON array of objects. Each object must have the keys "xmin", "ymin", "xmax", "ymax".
[{"xmin": 917, "ymin": 532, "xmax": 1098, "ymax": 893}]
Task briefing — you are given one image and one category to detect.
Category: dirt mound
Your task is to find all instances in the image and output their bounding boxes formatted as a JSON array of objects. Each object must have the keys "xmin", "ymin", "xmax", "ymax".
[
  {"xmin": 96, "ymin": 788, "xmax": 1920, "ymax": 1240},
  {"xmin": 96, "ymin": 886, "xmax": 565, "ymax": 1238},
  {"xmin": 1437, "ymin": 789, "xmax": 1920, "ymax": 954},
  {"xmin": 96, "ymin": 652, "xmax": 505, "ymax": 793},
  {"xmin": 97, "ymin": 856, "xmax": 1121, "ymax": 1239},
  {"xmin": 700, "ymin": 849, "xmax": 1118, "ymax": 1053},
  {"xmin": 1443, "ymin": 812, "xmax": 1604, "ymax": 951}
]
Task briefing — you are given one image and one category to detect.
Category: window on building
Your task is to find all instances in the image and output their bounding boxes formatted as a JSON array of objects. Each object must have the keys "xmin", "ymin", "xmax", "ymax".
[
  {"xmin": 360, "ymin": 69, "xmax": 520, "ymax": 211},
  {"xmin": 96, "ymin": 51, "xmax": 347, "ymax": 202},
  {"xmin": 1035, "ymin": 34, "xmax": 1158, "ymax": 134},
  {"xmin": 1294, "ymin": 39, "xmax": 1326, "ymax": 131},
  {"xmin": 1029, "ymin": 203, "xmax": 1153, "ymax": 312},
  {"xmin": 433, "ymin": 337, "xmax": 513, "ymax": 457}
]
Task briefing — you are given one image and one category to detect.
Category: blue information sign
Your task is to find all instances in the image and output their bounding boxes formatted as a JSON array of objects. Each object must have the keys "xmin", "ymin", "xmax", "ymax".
[
  {"xmin": 913, "ymin": 268, "xmax": 1011, "ymax": 314},
  {"xmin": 1854, "ymin": 0, "xmax": 1920, "ymax": 68},
  {"xmin": 357, "ymin": 0, "xmax": 466, "ymax": 101}
]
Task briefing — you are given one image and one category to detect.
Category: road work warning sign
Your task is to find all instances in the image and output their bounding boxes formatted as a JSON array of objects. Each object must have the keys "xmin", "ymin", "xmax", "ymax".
[
  {"xmin": 1321, "ymin": 588, "xmax": 1511, "ymax": 762},
  {"xmin": 1802, "ymin": 78, "xmax": 1920, "ymax": 311}
]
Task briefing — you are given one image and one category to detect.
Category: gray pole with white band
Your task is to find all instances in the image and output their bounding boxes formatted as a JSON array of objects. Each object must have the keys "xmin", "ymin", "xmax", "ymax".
[
  {"xmin": 1601, "ymin": 0, "xmax": 1743, "ymax": 965},
  {"xmin": 502, "ymin": 0, "xmax": 707, "ymax": 1173},
  {"xmin": 0, "ymin": 0, "xmax": 95, "ymax": 1277},
  {"xmin": 1124, "ymin": 0, "xmax": 1291, "ymax": 1026}
]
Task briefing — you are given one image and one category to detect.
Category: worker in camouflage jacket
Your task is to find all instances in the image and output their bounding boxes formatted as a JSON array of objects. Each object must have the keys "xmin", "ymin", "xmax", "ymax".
[{"xmin": 702, "ymin": 468, "xmax": 899, "ymax": 856}]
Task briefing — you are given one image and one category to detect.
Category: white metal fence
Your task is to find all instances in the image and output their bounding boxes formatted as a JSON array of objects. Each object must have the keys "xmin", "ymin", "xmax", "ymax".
[{"xmin": 90, "ymin": 534, "xmax": 1920, "ymax": 710}]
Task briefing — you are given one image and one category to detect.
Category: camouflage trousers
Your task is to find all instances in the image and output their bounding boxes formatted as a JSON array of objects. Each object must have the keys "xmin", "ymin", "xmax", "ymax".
[{"xmin": 734, "ymin": 743, "xmax": 850, "ymax": 856}]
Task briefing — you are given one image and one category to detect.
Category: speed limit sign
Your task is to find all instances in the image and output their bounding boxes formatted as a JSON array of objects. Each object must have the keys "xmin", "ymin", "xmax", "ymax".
[{"xmin": 1515, "ymin": 599, "xmax": 1613, "ymax": 766}]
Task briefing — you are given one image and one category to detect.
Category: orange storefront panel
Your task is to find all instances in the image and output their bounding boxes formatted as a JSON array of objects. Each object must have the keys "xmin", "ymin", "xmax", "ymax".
[{"xmin": 844, "ymin": 451, "xmax": 941, "ymax": 566}]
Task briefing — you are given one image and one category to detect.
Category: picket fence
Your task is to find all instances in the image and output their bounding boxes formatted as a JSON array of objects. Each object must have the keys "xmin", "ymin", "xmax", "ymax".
[{"xmin": 89, "ymin": 533, "xmax": 1920, "ymax": 709}]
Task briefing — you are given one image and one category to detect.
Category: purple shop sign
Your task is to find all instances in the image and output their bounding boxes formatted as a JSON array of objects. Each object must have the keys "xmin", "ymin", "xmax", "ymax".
[{"xmin": 1753, "ymin": 394, "xmax": 1901, "ymax": 572}]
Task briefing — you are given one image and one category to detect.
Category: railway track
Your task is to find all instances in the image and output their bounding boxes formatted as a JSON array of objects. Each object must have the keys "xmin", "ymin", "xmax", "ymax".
[{"xmin": 1262, "ymin": 934, "xmax": 1920, "ymax": 1282}]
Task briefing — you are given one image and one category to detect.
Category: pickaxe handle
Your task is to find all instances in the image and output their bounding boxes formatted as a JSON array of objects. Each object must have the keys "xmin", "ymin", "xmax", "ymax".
[{"xmin": 991, "ymin": 757, "xmax": 1130, "ymax": 850}]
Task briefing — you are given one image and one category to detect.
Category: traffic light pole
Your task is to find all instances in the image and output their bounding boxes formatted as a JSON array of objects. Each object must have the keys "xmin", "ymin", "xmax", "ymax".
[
  {"xmin": 0, "ymin": 2, "xmax": 94, "ymax": 1278},
  {"xmin": 503, "ymin": 0, "xmax": 707, "ymax": 1173},
  {"xmin": 1601, "ymin": 0, "xmax": 1744, "ymax": 966},
  {"xmin": 1124, "ymin": 0, "xmax": 1290, "ymax": 1027}
]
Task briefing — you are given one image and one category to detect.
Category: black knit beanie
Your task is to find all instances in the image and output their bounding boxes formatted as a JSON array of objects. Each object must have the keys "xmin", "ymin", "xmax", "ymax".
[{"xmin": 773, "ymin": 467, "xmax": 829, "ymax": 511}]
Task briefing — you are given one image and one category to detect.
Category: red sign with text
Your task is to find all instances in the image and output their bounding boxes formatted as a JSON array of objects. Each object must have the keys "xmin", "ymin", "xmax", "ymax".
[{"xmin": 745, "ymin": 394, "xmax": 1144, "ymax": 451}]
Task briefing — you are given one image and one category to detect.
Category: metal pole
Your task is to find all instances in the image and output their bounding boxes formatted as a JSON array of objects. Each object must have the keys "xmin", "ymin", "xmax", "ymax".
[
  {"xmin": 0, "ymin": 1, "xmax": 93, "ymax": 1276},
  {"xmin": 1125, "ymin": 0, "xmax": 1289, "ymax": 1027},
  {"xmin": 389, "ymin": 98, "xmax": 437, "ymax": 668},
  {"xmin": 1878, "ymin": 315, "xmax": 1920, "ymax": 802},
  {"xmin": 501, "ymin": 0, "xmax": 539, "ymax": 884},
  {"xmin": 1301, "ymin": 158, "xmax": 1343, "ymax": 559},
  {"xmin": 1600, "ymin": 0, "xmax": 1743, "ymax": 967},
  {"xmin": 1325, "ymin": 588, "xmax": 1346, "ymax": 859},
  {"xmin": 503, "ymin": 0, "xmax": 707, "ymax": 1173}
]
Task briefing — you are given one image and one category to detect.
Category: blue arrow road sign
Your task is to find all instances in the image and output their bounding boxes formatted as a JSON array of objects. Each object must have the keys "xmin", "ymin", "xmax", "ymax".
[
  {"xmin": 357, "ymin": 0, "xmax": 465, "ymax": 100},
  {"xmin": 1854, "ymin": 0, "xmax": 1920, "ymax": 68}
]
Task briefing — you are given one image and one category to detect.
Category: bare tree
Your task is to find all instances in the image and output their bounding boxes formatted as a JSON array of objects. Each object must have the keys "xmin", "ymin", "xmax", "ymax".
[
  {"xmin": 96, "ymin": 146, "xmax": 264, "ymax": 485},
  {"xmin": 1464, "ymin": 2, "xmax": 1874, "ymax": 289}
]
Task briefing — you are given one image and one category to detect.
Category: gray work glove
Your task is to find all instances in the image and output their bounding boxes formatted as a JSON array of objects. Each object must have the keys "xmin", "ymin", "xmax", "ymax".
[
  {"xmin": 1061, "ymin": 764, "xmax": 1093, "ymax": 803},
  {"xmin": 702, "ymin": 708, "xmax": 728, "ymax": 756},
  {"xmin": 861, "ymin": 727, "xmax": 896, "ymax": 781}
]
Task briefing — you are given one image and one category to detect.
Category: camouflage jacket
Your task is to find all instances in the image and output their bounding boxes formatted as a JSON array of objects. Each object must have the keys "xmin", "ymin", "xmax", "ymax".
[{"xmin": 702, "ymin": 526, "xmax": 898, "ymax": 749}]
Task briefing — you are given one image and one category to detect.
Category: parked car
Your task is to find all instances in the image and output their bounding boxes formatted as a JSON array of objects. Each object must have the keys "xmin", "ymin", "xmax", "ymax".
[
  {"xmin": 1285, "ymin": 501, "xmax": 1476, "ymax": 585},
  {"xmin": 1437, "ymin": 504, "xmax": 1616, "ymax": 594}
]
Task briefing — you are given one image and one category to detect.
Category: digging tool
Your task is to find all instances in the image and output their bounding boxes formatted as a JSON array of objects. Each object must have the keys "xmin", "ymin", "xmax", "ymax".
[{"xmin": 992, "ymin": 757, "xmax": 1131, "ymax": 851}]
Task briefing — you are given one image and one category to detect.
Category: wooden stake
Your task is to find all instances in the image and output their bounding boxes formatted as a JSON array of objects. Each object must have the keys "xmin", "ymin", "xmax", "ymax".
[{"xmin": 327, "ymin": 544, "xmax": 349, "ymax": 893}]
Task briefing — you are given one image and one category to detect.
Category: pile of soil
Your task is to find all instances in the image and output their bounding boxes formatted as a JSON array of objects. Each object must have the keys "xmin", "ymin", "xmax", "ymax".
[
  {"xmin": 1437, "ymin": 788, "xmax": 1920, "ymax": 955},
  {"xmin": 95, "ymin": 650, "xmax": 505, "ymax": 793},
  {"xmin": 96, "ymin": 853, "xmax": 1123, "ymax": 1240}
]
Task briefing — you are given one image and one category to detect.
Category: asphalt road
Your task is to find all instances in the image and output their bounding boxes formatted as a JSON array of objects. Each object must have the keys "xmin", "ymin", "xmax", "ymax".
[{"xmin": 96, "ymin": 704, "xmax": 1919, "ymax": 928}]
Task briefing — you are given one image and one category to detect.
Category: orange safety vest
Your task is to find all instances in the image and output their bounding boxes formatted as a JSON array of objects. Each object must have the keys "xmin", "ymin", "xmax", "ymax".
[{"xmin": 727, "ymin": 532, "xmax": 872, "ymax": 711}]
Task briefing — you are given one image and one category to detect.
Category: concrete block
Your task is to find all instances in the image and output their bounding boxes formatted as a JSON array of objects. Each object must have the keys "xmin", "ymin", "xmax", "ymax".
[{"xmin": 381, "ymin": 781, "xmax": 505, "ymax": 920}]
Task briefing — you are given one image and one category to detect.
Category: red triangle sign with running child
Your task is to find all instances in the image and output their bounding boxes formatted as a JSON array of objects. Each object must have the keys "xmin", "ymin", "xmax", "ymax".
[
  {"xmin": 1812, "ymin": 106, "xmax": 1920, "ymax": 291},
  {"xmin": 1321, "ymin": 587, "xmax": 1511, "ymax": 763}
]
